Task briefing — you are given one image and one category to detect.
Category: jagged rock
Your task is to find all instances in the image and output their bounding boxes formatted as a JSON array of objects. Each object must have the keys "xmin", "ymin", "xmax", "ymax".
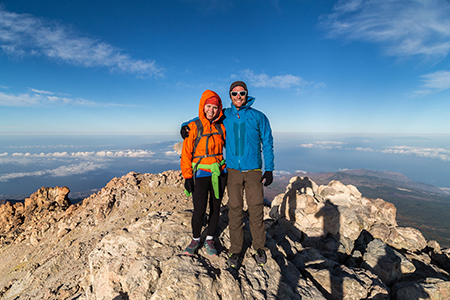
[
  {"xmin": 271, "ymin": 176, "xmax": 423, "ymax": 254},
  {"xmin": 431, "ymin": 250, "xmax": 450, "ymax": 273},
  {"xmin": 386, "ymin": 226, "xmax": 428, "ymax": 252},
  {"xmin": 25, "ymin": 186, "xmax": 71, "ymax": 211},
  {"xmin": 298, "ymin": 248, "xmax": 389, "ymax": 300},
  {"xmin": 0, "ymin": 186, "xmax": 71, "ymax": 248},
  {"xmin": 428, "ymin": 240, "xmax": 442, "ymax": 253},
  {"xmin": 361, "ymin": 239, "xmax": 402, "ymax": 286},
  {"xmin": 392, "ymin": 277, "xmax": 450, "ymax": 300},
  {"xmin": 0, "ymin": 172, "xmax": 449, "ymax": 299}
]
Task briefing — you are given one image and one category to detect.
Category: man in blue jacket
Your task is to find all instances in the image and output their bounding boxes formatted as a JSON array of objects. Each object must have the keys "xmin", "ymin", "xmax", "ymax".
[{"xmin": 181, "ymin": 81, "xmax": 274, "ymax": 268}]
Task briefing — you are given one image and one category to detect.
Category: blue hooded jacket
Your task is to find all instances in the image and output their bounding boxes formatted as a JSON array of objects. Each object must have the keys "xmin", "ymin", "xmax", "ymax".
[
  {"xmin": 222, "ymin": 96, "xmax": 274, "ymax": 172},
  {"xmin": 183, "ymin": 96, "xmax": 274, "ymax": 172}
]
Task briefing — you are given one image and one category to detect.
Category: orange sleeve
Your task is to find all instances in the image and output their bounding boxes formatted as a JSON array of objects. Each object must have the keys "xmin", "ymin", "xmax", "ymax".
[{"xmin": 180, "ymin": 121, "xmax": 197, "ymax": 179}]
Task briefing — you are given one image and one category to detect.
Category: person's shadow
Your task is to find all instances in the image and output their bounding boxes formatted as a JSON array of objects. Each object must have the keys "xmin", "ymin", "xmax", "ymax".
[
  {"xmin": 268, "ymin": 176, "xmax": 345, "ymax": 299},
  {"xmin": 267, "ymin": 177, "xmax": 337, "ymax": 299},
  {"xmin": 314, "ymin": 199, "xmax": 343, "ymax": 299},
  {"xmin": 351, "ymin": 230, "xmax": 432, "ymax": 299}
]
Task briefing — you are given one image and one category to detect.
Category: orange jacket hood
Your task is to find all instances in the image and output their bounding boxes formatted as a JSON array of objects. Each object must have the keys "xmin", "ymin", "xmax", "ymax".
[{"xmin": 198, "ymin": 90, "xmax": 223, "ymax": 123}]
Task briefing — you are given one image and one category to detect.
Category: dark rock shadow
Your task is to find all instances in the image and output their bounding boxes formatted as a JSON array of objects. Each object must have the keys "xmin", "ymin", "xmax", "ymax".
[
  {"xmin": 350, "ymin": 230, "xmax": 432, "ymax": 300},
  {"xmin": 112, "ymin": 292, "xmax": 129, "ymax": 300}
]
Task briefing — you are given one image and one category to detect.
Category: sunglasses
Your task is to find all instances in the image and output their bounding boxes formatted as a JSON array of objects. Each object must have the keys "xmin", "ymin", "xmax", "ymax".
[{"xmin": 230, "ymin": 91, "xmax": 247, "ymax": 97}]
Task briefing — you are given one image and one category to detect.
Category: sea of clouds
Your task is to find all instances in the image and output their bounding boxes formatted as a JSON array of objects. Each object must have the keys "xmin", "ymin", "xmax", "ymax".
[{"xmin": 1, "ymin": 133, "xmax": 450, "ymax": 198}]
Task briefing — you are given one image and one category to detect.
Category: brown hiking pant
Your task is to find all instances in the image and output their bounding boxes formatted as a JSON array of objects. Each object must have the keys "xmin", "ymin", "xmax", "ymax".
[{"xmin": 227, "ymin": 168, "xmax": 265, "ymax": 253}]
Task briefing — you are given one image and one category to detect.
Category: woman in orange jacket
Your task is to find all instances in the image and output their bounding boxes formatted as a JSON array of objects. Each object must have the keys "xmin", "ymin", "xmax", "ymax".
[{"xmin": 181, "ymin": 90, "xmax": 227, "ymax": 256}]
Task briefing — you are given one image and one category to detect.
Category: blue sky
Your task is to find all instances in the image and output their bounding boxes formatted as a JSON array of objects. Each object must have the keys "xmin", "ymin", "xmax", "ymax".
[{"xmin": 1, "ymin": 0, "xmax": 450, "ymax": 135}]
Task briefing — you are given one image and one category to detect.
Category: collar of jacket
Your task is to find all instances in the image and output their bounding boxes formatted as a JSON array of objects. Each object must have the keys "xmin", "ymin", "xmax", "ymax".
[{"xmin": 230, "ymin": 96, "xmax": 255, "ymax": 114}]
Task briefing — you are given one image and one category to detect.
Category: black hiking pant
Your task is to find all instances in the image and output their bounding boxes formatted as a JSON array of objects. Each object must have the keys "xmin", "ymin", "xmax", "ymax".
[{"xmin": 192, "ymin": 173, "xmax": 227, "ymax": 238}]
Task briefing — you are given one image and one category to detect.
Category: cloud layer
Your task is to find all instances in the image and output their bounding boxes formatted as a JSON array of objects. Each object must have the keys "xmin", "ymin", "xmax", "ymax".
[
  {"xmin": 5, "ymin": 149, "xmax": 155, "ymax": 159},
  {"xmin": 300, "ymin": 141, "xmax": 450, "ymax": 162},
  {"xmin": 0, "ymin": 7, "xmax": 163, "ymax": 76},
  {"xmin": 0, "ymin": 162, "xmax": 105, "ymax": 182}
]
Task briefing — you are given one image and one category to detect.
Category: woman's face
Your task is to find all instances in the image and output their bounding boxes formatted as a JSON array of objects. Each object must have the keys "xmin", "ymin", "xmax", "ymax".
[{"xmin": 204, "ymin": 103, "xmax": 219, "ymax": 120}]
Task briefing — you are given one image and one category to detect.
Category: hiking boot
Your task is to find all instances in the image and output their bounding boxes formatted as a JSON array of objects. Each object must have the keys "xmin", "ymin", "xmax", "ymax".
[
  {"xmin": 226, "ymin": 253, "xmax": 239, "ymax": 269},
  {"xmin": 255, "ymin": 248, "xmax": 267, "ymax": 266},
  {"xmin": 203, "ymin": 240, "xmax": 217, "ymax": 256},
  {"xmin": 184, "ymin": 239, "xmax": 200, "ymax": 256}
]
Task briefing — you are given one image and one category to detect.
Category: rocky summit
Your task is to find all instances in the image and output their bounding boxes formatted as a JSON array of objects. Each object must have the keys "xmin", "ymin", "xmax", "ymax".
[{"xmin": 0, "ymin": 171, "xmax": 449, "ymax": 300}]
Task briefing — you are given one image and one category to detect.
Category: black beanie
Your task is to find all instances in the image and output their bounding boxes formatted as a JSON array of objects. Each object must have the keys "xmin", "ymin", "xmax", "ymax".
[{"xmin": 229, "ymin": 81, "xmax": 248, "ymax": 94}]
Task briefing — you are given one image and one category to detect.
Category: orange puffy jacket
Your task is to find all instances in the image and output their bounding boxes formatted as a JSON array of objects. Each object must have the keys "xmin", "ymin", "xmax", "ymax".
[{"xmin": 181, "ymin": 90, "xmax": 226, "ymax": 179}]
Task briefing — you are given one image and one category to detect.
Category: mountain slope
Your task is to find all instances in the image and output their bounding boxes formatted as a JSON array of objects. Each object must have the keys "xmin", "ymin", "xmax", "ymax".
[{"xmin": 0, "ymin": 170, "xmax": 449, "ymax": 299}]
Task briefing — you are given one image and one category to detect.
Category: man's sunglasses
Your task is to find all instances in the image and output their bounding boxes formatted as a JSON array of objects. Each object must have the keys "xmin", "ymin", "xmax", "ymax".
[{"xmin": 230, "ymin": 91, "xmax": 247, "ymax": 97}]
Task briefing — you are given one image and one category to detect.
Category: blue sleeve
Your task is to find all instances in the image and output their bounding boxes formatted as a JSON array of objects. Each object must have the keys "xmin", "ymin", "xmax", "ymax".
[
  {"xmin": 181, "ymin": 117, "xmax": 198, "ymax": 128},
  {"xmin": 260, "ymin": 113, "xmax": 274, "ymax": 171}
]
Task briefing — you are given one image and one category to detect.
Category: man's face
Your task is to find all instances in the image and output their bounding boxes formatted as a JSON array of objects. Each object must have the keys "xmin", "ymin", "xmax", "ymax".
[{"xmin": 230, "ymin": 86, "xmax": 247, "ymax": 109}]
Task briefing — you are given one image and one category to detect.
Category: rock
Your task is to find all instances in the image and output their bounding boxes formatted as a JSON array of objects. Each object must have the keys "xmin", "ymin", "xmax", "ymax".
[
  {"xmin": 392, "ymin": 278, "xmax": 450, "ymax": 300},
  {"xmin": 0, "ymin": 173, "xmax": 449, "ymax": 299},
  {"xmin": 299, "ymin": 248, "xmax": 389, "ymax": 299},
  {"xmin": 428, "ymin": 240, "xmax": 442, "ymax": 253},
  {"xmin": 172, "ymin": 141, "xmax": 183, "ymax": 157},
  {"xmin": 386, "ymin": 226, "xmax": 427, "ymax": 252},
  {"xmin": 361, "ymin": 239, "xmax": 402, "ymax": 286}
]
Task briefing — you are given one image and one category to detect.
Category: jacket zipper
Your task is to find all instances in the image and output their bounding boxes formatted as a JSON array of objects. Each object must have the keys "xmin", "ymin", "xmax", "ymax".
[{"xmin": 237, "ymin": 112, "xmax": 241, "ymax": 170}]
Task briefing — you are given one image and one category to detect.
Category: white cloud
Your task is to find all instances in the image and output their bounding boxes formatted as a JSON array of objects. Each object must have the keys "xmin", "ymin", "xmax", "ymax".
[
  {"xmin": 320, "ymin": 0, "xmax": 450, "ymax": 59},
  {"xmin": 300, "ymin": 141, "xmax": 345, "ymax": 149},
  {"xmin": 48, "ymin": 162, "xmax": 105, "ymax": 177},
  {"xmin": 240, "ymin": 70, "xmax": 303, "ymax": 88},
  {"xmin": 165, "ymin": 150, "xmax": 179, "ymax": 156},
  {"xmin": 382, "ymin": 145, "xmax": 450, "ymax": 161},
  {"xmin": 0, "ymin": 152, "xmax": 7, "ymax": 156},
  {"xmin": 295, "ymin": 170, "xmax": 308, "ymax": 174},
  {"xmin": 273, "ymin": 170, "xmax": 291, "ymax": 176},
  {"xmin": 237, "ymin": 69, "xmax": 323, "ymax": 89},
  {"xmin": 30, "ymin": 88, "xmax": 54, "ymax": 95},
  {"xmin": 413, "ymin": 70, "xmax": 450, "ymax": 96},
  {"xmin": 355, "ymin": 147, "xmax": 374, "ymax": 152},
  {"xmin": 0, "ymin": 162, "xmax": 105, "ymax": 182},
  {"xmin": 9, "ymin": 149, "xmax": 155, "ymax": 158},
  {"xmin": 0, "ymin": 7, "xmax": 164, "ymax": 76},
  {"xmin": 0, "ymin": 91, "xmax": 43, "ymax": 106},
  {"xmin": 0, "ymin": 89, "xmax": 130, "ymax": 107},
  {"xmin": 300, "ymin": 143, "xmax": 315, "ymax": 148},
  {"xmin": 298, "ymin": 141, "xmax": 450, "ymax": 162}
]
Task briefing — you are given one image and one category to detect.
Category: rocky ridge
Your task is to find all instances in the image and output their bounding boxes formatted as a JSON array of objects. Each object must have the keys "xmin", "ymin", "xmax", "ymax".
[{"xmin": 0, "ymin": 170, "xmax": 449, "ymax": 299}]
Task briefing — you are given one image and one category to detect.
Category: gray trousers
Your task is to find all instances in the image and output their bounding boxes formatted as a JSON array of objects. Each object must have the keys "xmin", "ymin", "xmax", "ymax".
[{"xmin": 227, "ymin": 168, "xmax": 265, "ymax": 253}]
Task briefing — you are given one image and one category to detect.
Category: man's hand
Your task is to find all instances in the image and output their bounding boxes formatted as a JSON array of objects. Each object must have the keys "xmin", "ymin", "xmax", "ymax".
[
  {"xmin": 184, "ymin": 178, "xmax": 194, "ymax": 193},
  {"xmin": 180, "ymin": 125, "xmax": 190, "ymax": 139},
  {"xmin": 261, "ymin": 171, "xmax": 273, "ymax": 186}
]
